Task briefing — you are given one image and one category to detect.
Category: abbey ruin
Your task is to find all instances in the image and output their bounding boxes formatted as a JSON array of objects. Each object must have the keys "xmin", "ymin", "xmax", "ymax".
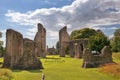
[
  {"xmin": 82, "ymin": 46, "xmax": 113, "ymax": 68},
  {"xmin": 34, "ymin": 23, "xmax": 46, "ymax": 58},
  {"xmin": 3, "ymin": 23, "xmax": 45, "ymax": 69},
  {"xmin": 58, "ymin": 26, "xmax": 114, "ymax": 68},
  {"xmin": 2, "ymin": 23, "xmax": 114, "ymax": 69}
]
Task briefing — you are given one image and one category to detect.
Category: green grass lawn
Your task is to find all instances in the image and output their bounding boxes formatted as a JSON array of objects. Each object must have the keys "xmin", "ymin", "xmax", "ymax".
[{"xmin": 0, "ymin": 53, "xmax": 120, "ymax": 80}]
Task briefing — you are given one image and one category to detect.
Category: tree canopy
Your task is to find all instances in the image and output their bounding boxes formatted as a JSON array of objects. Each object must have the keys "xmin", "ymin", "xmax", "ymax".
[
  {"xmin": 70, "ymin": 28, "xmax": 110, "ymax": 52},
  {"xmin": 111, "ymin": 29, "xmax": 120, "ymax": 52},
  {"xmin": 70, "ymin": 28, "xmax": 97, "ymax": 40},
  {"xmin": 88, "ymin": 32, "xmax": 110, "ymax": 52},
  {"xmin": 0, "ymin": 32, "xmax": 4, "ymax": 57},
  {"xmin": 0, "ymin": 32, "xmax": 3, "ymax": 46},
  {"xmin": 56, "ymin": 41, "xmax": 59, "ymax": 54}
]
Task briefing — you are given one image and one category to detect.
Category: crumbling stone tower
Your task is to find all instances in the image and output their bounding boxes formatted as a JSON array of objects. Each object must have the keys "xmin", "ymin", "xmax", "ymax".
[
  {"xmin": 59, "ymin": 26, "xmax": 70, "ymax": 57},
  {"xmin": 3, "ymin": 29, "xmax": 23, "ymax": 68},
  {"xmin": 34, "ymin": 23, "xmax": 46, "ymax": 58},
  {"xmin": 3, "ymin": 29, "xmax": 43, "ymax": 69}
]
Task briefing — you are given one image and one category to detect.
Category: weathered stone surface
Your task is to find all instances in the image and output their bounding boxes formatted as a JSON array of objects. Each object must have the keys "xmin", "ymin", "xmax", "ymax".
[
  {"xmin": 3, "ymin": 29, "xmax": 43, "ymax": 70},
  {"xmin": 16, "ymin": 38, "xmax": 43, "ymax": 69},
  {"xmin": 3, "ymin": 29, "xmax": 23, "ymax": 68},
  {"xmin": 82, "ymin": 48, "xmax": 96, "ymax": 68},
  {"xmin": 34, "ymin": 23, "xmax": 46, "ymax": 58},
  {"xmin": 74, "ymin": 44, "xmax": 82, "ymax": 58},
  {"xmin": 100, "ymin": 46, "xmax": 113, "ymax": 64},
  {"xmin": 59, "ymin": 26, "xmax": 70, "ymax": 57},
  {"xmin": 82, "ymin": 46, "xmax": 114, "ymax": 68},
  {"xmin": 69, "ymin": 42, "xmax": 75, "ymax": 57},
  {"xmin": 59, "ymin": 27, "xmax": 88, "ymax": 58}
]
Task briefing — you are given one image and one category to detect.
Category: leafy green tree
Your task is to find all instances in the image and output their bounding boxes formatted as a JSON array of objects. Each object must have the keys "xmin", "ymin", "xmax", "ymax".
[
  {"xmin": 88, "ymin": 32, "xmax": 110, "ymax": 52},
  {"xmin": 0, "ymin": 32, "xmax": 3, "ymax": 57},
  {"xmin": 70, "ymin": 28, "xmax": 97, "ymax": 40},
  {"xmin": 111, "ymin": 29, "xmax": 120, "ymax": 52},
  {"xmin": 56, "ymin": 41, "xmax": 59, "ymax": 54},
  {"xmin": 0, "ymin": 32, "xmax": 2, "ymax": 46}
]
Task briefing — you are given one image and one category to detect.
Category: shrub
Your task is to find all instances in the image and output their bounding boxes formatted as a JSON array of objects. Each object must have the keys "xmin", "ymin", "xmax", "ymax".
[
  {"xmin": 0, "ymin": 69, "xmax": 13, "ymax": 80},
  {"xmin": 100, "ymin": 63, "xmax": 120, "ymax": 79}
]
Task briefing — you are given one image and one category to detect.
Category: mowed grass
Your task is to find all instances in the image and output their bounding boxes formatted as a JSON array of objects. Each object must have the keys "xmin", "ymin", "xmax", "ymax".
[{"xmin": 0, "ymin": 53, "xmax": 120, "ymax": 80}]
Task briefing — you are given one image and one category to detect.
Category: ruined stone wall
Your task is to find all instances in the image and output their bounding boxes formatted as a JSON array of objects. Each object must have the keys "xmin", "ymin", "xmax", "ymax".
[
  {"xmin": 34, "ymin": 23, "xmax": 46, "ymax": 58},
  {"xmin": 100, "ymin": 46, "xmax": 113, "ymax": 64},
  {"xmin": 69, "ymin": 42, "xmax": 75, "ymax": 57},
  {"xmin": 68, "ymin": 39, "xmax": 88, "ymax": 58},
  {"xmin": 3, "ymin": 29, "xmax": 43, "ymax": 69},
  {"xmin": 3, "ymin": 29, "xmax": 23, "ymax": 68},
  {"xmin": 59, "ymin": 26, "xmax": 70, "ymax": 57},
  {"xmin": 16, "ymin": 38, "xmax": 43, "ymax": 69},
  {"xmin": 82, "ymin": 46, "xmax": 113, "ymax": 68}
]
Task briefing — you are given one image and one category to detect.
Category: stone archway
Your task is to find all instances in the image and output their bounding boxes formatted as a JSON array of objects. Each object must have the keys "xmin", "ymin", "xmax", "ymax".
[{"xmin": 68, "ymin": 39, "xmax": 88, "ymax": 58}]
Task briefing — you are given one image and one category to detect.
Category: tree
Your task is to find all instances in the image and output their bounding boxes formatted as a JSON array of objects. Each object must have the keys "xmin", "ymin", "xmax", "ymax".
[
  {"xmin": 0, "ymin": 32, "xmax": 2, "ymax": 46},
  {"xmin": 0, "ymin": 32, "xmax": 3, "ymax": 57},
  {"xmin": 88, "ymin": 32, "xmax": 110, "ymax": 53},
  {"xmin": 70, "ymin": 28, "xmax": 97, "ymax": 40},
  {"xmin": 56, "ymin": 41, "xmax": 59, "ymax": 54},
  {"xmin": 111, "ymin": 29, "xmax": 120, "ymax": 52}
]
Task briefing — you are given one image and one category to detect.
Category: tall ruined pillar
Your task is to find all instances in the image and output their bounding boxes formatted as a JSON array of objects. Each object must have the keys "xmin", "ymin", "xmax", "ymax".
[
  {"xmin": 69, "ymin": 42, "xmax": 75, "ymax": 57},
  {"xmin": 59, "ymin": 26, "xmax": 70, "ymax": 57},
  {"xmin": 74, "ymin": 43, "xmax": 82, "ymax": 58},
  {"xmin": 34, "ymin": 23, "xmax": 46, "ymax": 58},
  {"xmin": 3, "ymin": 29, "xmax": 23, "ymax": 68}
]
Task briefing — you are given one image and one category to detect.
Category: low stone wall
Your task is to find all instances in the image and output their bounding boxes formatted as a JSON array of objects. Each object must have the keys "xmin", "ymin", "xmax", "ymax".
[{"xmin": 82, "ymin": 46, "xmax": 114, "ymax": 68}]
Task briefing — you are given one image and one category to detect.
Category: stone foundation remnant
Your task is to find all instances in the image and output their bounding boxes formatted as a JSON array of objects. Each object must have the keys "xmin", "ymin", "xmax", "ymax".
[
  {"xmin": 34, "ymin": 23, "xmax": 46, "ymax": 58},
  {"xmin": 59, "ymin": 26, "xmax": 70, "ymax": 57},
  {"xmin": 82, "ymin": 46, "xmax": 114, "ymax": 68},
  {"xmin": 3, "ymin": 29, "xmax": 43, "ymax": 69}
]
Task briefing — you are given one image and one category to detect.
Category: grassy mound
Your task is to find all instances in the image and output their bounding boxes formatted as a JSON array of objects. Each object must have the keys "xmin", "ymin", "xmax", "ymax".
[{"xmin": 0, "ymin": 69, "xmax": 13, "ymax": 80}]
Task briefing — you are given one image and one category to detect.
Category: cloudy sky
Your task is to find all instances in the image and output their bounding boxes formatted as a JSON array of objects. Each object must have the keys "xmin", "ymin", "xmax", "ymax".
[{"xmin": 0, "ymin": 0, "xmax": 120, "ymax": 47}]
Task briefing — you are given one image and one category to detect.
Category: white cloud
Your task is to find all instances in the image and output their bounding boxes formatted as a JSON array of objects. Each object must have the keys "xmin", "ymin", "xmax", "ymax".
[
  {"xmin": 47, "ymin": 30, "xmax": 58, "ymax": 38},
  {"xmin": 5, "ymin": 0, "xmax": 120, "ymax": 46},
  {"xmin": 1, "ymin": 29, "xmax": 6, "ymax": 33}
]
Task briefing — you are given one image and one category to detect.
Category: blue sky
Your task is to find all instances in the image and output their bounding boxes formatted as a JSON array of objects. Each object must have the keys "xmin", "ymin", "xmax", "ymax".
[
  {"xmin": 0, "ymin": 0, "xmax": 74, "ymax": 47},
  {"xmin": 0, "ymin": 0, "xmax": 120, "ymax": 47}
]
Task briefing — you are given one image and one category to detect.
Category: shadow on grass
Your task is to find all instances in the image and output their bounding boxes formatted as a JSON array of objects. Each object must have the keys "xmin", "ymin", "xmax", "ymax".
[
  {"xmin": 38, "ymin": 57, "xmax": 61, "ymax": 60},
  {"xmin": 12, "ymin": 69, "xmax": 43, "ymax": 73},
  {"xmin": 45, "ymin": 57, "xmax": 61, "ymax": 59}
]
